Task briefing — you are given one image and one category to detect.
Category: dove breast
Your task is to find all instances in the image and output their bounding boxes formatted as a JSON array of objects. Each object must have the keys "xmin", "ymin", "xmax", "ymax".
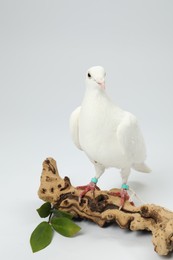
[{"xmin": 78, "ymin": 90, "xmax": 146, "ymax": 169}]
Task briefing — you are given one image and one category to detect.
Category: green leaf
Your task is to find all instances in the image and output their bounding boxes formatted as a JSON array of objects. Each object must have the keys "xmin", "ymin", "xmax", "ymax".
[
  {"xmin": 51, "ymin": 217, "xmax": 81, "ymax": 237},
  {"xmin": 51, "ymin": 209, "xmax": 73, "ymax": 219},
  {"xmin": 30, "ymin": 221, "xmax": 53, "ymax": 253},
  {"xmin": 37, "ymin": 202, "xmax": 51, "ymax": 218}
]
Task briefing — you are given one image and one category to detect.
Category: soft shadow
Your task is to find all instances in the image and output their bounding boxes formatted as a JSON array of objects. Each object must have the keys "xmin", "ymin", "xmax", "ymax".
[
  {"xmin": 128, "ymin": 180, "xmax": 147, "ymax": 193},
  {"xmin": 135, "ymin": 230, "xmax": 173, "ymax": 259}
]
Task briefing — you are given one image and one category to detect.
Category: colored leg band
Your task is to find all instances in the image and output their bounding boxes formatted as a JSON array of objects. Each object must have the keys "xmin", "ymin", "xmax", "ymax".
[
  {"xmin": 121, "ymin": 184, "xmax": 129, "ymax": 190},
  {"xmin": 91, "ymin": 177, "xmax": 98, "ymax": 184}
]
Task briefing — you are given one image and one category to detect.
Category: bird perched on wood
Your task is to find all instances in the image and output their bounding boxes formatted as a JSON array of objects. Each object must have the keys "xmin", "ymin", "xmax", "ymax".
[{"xmin": 70, "ymin": 66, "xmax": 151, "ymax": 208}]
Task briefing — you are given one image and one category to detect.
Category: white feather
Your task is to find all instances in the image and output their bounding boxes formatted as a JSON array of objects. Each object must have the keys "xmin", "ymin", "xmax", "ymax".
[{"xmin": 70, "ymin": 106, "xmax": 82, "ymax": 150}]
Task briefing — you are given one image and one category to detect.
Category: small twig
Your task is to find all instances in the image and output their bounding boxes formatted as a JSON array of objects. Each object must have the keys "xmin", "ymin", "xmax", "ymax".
[{"xmin": 48, "ymin": 207, "xmax": 54, "ymax": 223}]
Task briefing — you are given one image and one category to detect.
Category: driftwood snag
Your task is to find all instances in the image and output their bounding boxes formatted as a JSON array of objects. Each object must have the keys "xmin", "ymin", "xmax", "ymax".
[{"xmin": 38, "ymin": 157, "xmax": 173, "ymax": 256}]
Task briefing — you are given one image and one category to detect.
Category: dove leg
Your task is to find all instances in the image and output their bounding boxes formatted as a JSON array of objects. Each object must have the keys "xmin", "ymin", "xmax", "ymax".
[
  {"xmin": 118, "ymin": 168, "xmax": 131, "ymax": 208},
  {"xmin": 94, "ymin": 162, "xmax": 105, "ymax": 179},
  {"xmin": 109, "ymin": 168, "xmax": 132, "ymax": 209},
  {"xmin": 120, "ymin": 168, "xmax": 130, "ymax": 184},
  {"xmin": 77, "ymin": 163, "xmax": 105, "ymax": 202}
]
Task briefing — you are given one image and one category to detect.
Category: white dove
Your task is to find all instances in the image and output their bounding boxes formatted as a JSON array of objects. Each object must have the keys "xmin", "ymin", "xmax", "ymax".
[{"xmin": 70, "ymin": 66, "xmax": 151, "ymax": 208}]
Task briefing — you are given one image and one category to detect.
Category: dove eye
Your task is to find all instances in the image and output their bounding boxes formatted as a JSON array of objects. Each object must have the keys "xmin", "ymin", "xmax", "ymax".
[{"xmin": 88, "ymin": 73, "xmax": 91, "ymax": 78}]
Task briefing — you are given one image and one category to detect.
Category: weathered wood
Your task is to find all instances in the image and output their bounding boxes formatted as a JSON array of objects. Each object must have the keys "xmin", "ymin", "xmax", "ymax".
[{"xmin": 38, "ymin": 157, "xmax": 173, "ymax": 256}]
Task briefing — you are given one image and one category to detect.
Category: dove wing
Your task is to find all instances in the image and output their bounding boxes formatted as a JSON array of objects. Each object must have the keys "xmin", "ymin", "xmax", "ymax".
[
  {"xmin": 116, "ymin": 113, "xmax": 146, "ymax": 163},
  {"xmin": 69, "ymin": 106, "xmax": 82, "ymax": 150}
]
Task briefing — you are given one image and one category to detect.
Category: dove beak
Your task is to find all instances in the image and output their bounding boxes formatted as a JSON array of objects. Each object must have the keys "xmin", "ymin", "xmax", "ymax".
[{"xmin": 97, "ymin": 80, "xmax": 105, "ymax": 90}]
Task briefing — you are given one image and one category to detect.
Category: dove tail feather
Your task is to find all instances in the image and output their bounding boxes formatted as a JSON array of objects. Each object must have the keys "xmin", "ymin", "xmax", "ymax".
[{"xmin": 132, "ymin": 163, "xmax": 151, "ymax": 173}]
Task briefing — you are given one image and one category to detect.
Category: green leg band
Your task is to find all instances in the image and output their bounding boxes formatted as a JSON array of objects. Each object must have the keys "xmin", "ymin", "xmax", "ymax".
[
  {"xmin": 91, "ymin": 177, "xmax": 98, "ymax": 184},
  {"xmin": 121, "ymin": 183, "xmax": 129, "ymax": 190}
]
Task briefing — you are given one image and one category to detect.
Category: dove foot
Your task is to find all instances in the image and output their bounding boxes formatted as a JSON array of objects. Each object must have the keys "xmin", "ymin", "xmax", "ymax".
[
  {"xmin": 77, "ymin": 181, "xmax": 100, "ymax": 202},
  {"xmin": 109, "ymin": 184, "xmax": 134, "ymax": 209}
]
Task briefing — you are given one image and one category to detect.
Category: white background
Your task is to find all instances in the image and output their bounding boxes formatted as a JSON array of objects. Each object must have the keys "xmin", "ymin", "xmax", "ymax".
[{"xmin": 0, "ymin": 0, "xmax": 173, "ymax": 259}]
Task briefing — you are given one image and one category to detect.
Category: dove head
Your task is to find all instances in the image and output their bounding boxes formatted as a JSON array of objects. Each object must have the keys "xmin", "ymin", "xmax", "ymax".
[{"xmin": 86, "ymin": 66, "xmax": 106, "ymax": 90}]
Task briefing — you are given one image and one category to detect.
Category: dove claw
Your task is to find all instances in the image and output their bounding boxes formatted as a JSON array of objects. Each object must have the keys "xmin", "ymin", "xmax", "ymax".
[
  {"xmin": 77, "ymin": 182, "xmax": 100, "ymax": 202},
  {"xmin": 109, "ymin": 188, "xmax": 133, "ymax": 209}
]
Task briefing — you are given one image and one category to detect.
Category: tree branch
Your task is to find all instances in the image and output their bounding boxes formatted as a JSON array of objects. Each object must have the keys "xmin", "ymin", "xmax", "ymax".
[{"xmin": 38, "ymin": 157, "xmax": 173, "ymax": 256}]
